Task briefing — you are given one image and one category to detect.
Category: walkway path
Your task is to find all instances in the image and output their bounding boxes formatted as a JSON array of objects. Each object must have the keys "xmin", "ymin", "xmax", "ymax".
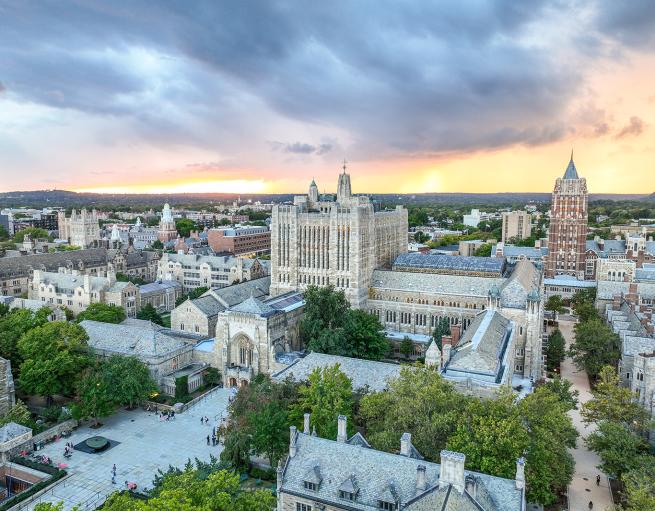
[
  {"xmin": 24, "ymin": 388, "xmax": 232, "ymax": 510},
  {"xmin": 558, "ymin": 319, "xmax": 614, "ymax": 511}
]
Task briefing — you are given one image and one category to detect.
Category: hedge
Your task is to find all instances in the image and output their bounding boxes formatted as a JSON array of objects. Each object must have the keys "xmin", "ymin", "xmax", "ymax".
[{"xmin": 0, "ymin": 458, "xmax": 66, "ymax": 510}]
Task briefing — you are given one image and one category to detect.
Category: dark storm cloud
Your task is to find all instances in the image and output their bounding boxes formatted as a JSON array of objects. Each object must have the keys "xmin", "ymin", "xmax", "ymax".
[
  {"xmin": 0, "ymin": 0, "xmax": 644, "ymax": 159},
  {"xmin": 594, "ymin": 0, "xmax": 655, "ymax": 48}
]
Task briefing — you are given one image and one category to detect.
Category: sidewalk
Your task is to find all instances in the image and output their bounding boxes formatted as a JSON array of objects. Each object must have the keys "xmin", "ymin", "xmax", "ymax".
[{"xmin": 558, "ymin": 319, "xmax": 614, "ymax": 511}]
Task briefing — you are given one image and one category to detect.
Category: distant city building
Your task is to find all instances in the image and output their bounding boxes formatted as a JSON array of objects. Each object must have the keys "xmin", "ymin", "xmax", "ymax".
[
  {"xmin": 157, "ymin": 204, "xmax": 178, "ymax": 243},
  {"xmin": 57, "ymin": 209, "xmax": 101, "ymax": 248},
  {"xmin": 501, "ymin": 210, "xmax": 532, "ymax": 243},
  {"xmin": 270, "ymin": 166, "xmax": 407, "ymax": 307},
  {"xmin": 30, "ymin": 268, "xmax": 140, "ymax": 317},
  {"xmin": 458, "ymin": 239, "xmax": 493, "ymax": 257},
  {"xmin": 585, "ymin": 230, "xmax": 655, "ymax": 280},
  {"xmin": 462, "ymin": 209, "xmax": 496, "ymax": 228},
  {"xmin": 207, "ymin": 226, "xmax": 271, "ymax": 256},
  {"xmin": 545, "ymin": 156, "xmax": 588, "ymax": 279},
  {"xmin": 492, "ymin": 242, "xmax": 548, "ymax": 265}
]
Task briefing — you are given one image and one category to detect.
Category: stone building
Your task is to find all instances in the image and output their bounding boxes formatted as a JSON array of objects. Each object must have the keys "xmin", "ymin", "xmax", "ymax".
[
  {"xmin": 367, "ymin": 254, "xmax": 544, "ymax": 380},
  {"xmin": 171, "ymin": 277, "xmax": 272, "ymax": 336},
  {"xmin": 57, "ymin": 209, "xmax": 101, "ymax": 248},
  {"xmin": 276, "ymin": 415, "xmax": 526, "ymax": 511},
  {"xmin": 214, "ymin": 291, "xmax": 304, "ymax": 387},
  {"xmin": 158, "ymin": 252, "xmax": 268, "ymax": 292},
  {"xmin": 270, "ymin": 166, "xmax": 407, "ymax": 307},
  {"xmin": 157, "ymin": 203, "xmax": 178, "ymax": 243},
  {"xmin": 501, "ymin": 210, "xmax": 532, "ymax": 243},
  {"xmin": 0, "ymin": 358, "xmax": 15, "ymax": 417},
  {"xmin": 30, "ymin": 268, "xmax": 140, "ymax": 317},
  {"xmin": 585, "ymin": 230, "xmax": 655, "ymax": 280},
  {"xmin": 545, "ymin": 155, "xmax": 588, "ymax": 279},
  {"xmin": 108, "ymin": 249, "xmax": 159, "ymax": 282},
  {"xmin": 80, "ymin": 318, "xmax": 207, "ymax": 396},
  {"xmin": 139, "ymin": 280, "xmax": 182, "ymax": 312}
]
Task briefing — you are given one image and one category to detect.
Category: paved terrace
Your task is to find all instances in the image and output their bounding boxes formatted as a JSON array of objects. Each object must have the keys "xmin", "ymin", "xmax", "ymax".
[{"xmin": 24, "ymin": 388, "xmax": 231, "ymax": 510}]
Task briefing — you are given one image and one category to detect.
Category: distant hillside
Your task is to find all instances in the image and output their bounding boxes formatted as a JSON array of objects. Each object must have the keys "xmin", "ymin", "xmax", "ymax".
[{"xmin": 0, "ymin": 189, "xmax": 649, "ymax": 209}]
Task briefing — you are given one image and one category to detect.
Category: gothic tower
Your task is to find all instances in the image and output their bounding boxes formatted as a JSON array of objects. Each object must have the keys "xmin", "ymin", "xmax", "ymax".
[{"xmin": 545, "ymin": 155, "xmax": 588, "ymax": 279}]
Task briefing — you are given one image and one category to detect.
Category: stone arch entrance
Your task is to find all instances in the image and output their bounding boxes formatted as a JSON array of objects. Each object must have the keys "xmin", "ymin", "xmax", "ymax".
[
  {"xmin": 228, "ymin": 377, "xmax": 237, "ymax": 387},
  {"xmin": 240, "ymin": 380, "xmax": 249, "ymax": 388}
]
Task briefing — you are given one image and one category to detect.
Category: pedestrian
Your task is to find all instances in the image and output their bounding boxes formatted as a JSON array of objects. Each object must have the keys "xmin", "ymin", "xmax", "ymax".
[
  {"xmin": 200, "ymin": 416, "xmax": 203, "ymax": 424},
  {"xmin": 206, "ymin": 435, "xmax": 210, "ymax": 445},
  {"xmin": 112, "ymin": 464, "xmax": 116, "ymax": 475},
  {"xmin": 596, "ymin": 475, "xmax": 600, "ymax": 486},
  {"xmin": 588, "ymin": 501, "xmax": 593, "ymax": 510},
  {"xmin": 111, "ymin": 475, "xmax": 116, "ymax": 485}
]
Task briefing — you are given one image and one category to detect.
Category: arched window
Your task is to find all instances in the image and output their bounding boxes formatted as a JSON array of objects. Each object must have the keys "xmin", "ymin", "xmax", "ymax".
[{"xmin": 239, "ymin": 338, "xmax": 253, "ymax": 367}]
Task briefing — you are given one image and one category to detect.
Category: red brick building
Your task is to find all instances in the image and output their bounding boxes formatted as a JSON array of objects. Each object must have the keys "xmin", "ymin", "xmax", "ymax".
[
  {"xmin": 545, "ymin": 155, "xmax": 588, "ymax": 279},
  {"xmin": 208, "ymin": 226, "xmax": 270, "ymax": 256}
]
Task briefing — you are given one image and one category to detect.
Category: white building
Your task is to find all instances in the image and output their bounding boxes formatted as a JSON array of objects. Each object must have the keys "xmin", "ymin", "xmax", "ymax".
[{"xmin": 57, "ymin": 209, "xmax": 101, "ymax": 248}]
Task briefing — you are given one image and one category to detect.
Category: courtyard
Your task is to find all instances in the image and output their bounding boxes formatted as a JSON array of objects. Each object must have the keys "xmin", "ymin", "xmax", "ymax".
[{"xmin": 24, "ymin": 388, "xmax": 232, "ymax": 510}]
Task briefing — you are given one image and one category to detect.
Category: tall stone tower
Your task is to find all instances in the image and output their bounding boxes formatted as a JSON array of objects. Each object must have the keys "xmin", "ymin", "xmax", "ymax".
[
  {"xmin": 545, "ymin": 155, "xmax": 588, "ymax": 279},
  {"xmin": 270, "ymin": 165, "xmax": 407, "ymax": 308}
]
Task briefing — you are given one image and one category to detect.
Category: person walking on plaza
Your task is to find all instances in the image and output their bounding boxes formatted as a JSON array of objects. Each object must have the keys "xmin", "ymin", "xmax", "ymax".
[
  {"xmin": 206, "ymin": 434, "xmax": 210, "ymax": 445},
  {"xmin": 596, "ymin": 475, "xmax": 600, "ymax": 486},
  {"xmin": 588, "ymin": 501, "xmax": 593, "ymax": 510}
]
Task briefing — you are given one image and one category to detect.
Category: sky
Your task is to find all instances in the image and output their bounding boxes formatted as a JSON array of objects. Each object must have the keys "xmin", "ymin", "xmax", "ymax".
[{"xmin": 1, "ymin": 1, "xmax": 655, "ymax": 195}]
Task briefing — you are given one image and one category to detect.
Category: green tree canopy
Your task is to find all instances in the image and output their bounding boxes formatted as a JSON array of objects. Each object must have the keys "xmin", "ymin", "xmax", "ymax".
[
  {"xmin": 13, "ymin": 227, "xmax": 50, "ymax": 242},
  {"xmin": 342, "ymin": 309, "xmax": 389, "ymax": 360},
  {"xmin": 299, "ymin": 285, "xmax": 350, "ymax": 343},
  {"xmin": 545, "ymin": 329, "xmax": 566, "ymax": 372},
  {"xmin": 151, "ymin": 239, "xmax": 164, "ymax": 249},
  {"xmin": 18, "ymin": 321, "xmax": 90, "ymax": 402},
  {"xmin": 545, "ymin": 295, "xmax": 565, "ymax": 315},
  {"xmin": 72, "ymin": 364, "xmax": 115, "ymax": 427},
  {"xmin": 569, "ymin": 320, "xmax": 620, "ymax": 378},
  {"xmin": 622, "ymin": 455, "xmax": 655, "ymax": 510},
  {"xmin": 0, "ymin": 399, "xmax": 32, "ymax": 428},
  {"xmin": 136, "ymin": 303, "xmax": 164, "ymax": 325},
  {"xmin": 400, "ymin": 336, "xmax": 414, "ymax": 358},
  {"xmin": 540, "ymin": 376, "xmax": 578, "ymax": 411},
  {"xmin": 0, "ymin": 306, "xmax": 51, "ymax": 366},
  {"xmin": 76, "ymin": 303, "xmax": 126, "ymax": 324},
  {"xmin": 431, "ymin": 317, "xmax": 451, "ymax": 351},
  {"xmin": 175, "ymin": 219, "xmax": 197, "ymax": 238},
  {"xmin": 103, "ymin": 355, "xmax": 157, "ymax": 409},
  {"xmin": 289, "ymin": 364, "xmax": 354, "ymax": 440},
  {"xmin": 175, "ymin": 287, "xmax": 209, "ymax": 307},
  {"xmin": 586, "ymin": 420, "xmax": 649, "ymax": 479},
  {"xmin": 581, "ymin": 365, "xmax": 651, "ymax": 431}
]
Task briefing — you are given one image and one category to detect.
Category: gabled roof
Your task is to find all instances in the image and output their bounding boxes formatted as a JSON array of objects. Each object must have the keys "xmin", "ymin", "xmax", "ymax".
[{"xmin": 230, "ymin": 295, "xmax": 276, "ymax": 317}]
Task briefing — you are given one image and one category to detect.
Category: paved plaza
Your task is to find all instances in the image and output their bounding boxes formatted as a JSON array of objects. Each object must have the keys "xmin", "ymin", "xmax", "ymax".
[
  {"xmin": 558, "ymin": 319, "xmax": 614, "ymax": 511},
  {"xmin": 25, "ymin": 388, "xmax": 232, "ymax": 510}
]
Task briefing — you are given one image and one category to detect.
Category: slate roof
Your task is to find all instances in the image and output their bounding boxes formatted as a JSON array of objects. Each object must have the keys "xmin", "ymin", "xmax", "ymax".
[
  {"xmin": 35, "ymin": 271, "xmax": 114, "ymax": 294},
  {"xmin": 182, "ymin": 277, "xmax": 272, "ymax": 318},
  {"xmin": 597, "ymin": 280, "xmax": 655, "ymax": 300},
  {"xmin": 491, "ymin": 244, "xmax": 548, "ymax": 258},
  {"xmin": 230, "ymin": 296, "xmax": 276, "ymax": 317},
  {"xmin": 272, "ymin": 352, "xmax": 402, "ymax": 392},
  {"xmin": 280, "ymin": 431, "xmax": 523, "ymax": 511},
  {"xmin": 0, "ymin": 422, "xmax": 31, "ymax": 444},
  {"xmin": 80, "ymin": 319, "xmax": 204, "ymax": 359},
  {"xmin": 371, "ymin": 270, "xmax": 504, "ymax": 298},
  {"xmin": 138, "ymin": 280, "xmax": 181, "ymax": 296},
  {"xmin": 563, "ymin": 157, "xmax": 579, "ymax": 179},
  {"xmin": 444, "ymin": 310, "xmax": 513, "ymax": 384},
  {"xmin": 622, "ymin": 336, "xmax": 655, "ymax": 357},
  {"xmin": 585, "ymin": 239, "xmax": 626, "ymax": 257},
  {"xmin": 0, "ymin": 248, "xmax": 109, "ymax": 279},
  {"xmin": 393, "ymin": 253, "xmax": 505, "ymax": 276}
]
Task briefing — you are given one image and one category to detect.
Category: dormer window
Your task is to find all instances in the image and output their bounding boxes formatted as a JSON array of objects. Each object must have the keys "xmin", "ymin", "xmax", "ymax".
[
  {"xmin": 303, "ymin": 464, "xmax": 322, "ymax": 493},
  {"xmin": 378, "ymin": 501, "xmax": 397, "ymax": 511},
  {"xmin": 304, "ymin": 481, "xmax": 318, "ymax": 491},
  {"xmin": 338, "ymin": 474, "xmax": 359, "ymax": 502}
]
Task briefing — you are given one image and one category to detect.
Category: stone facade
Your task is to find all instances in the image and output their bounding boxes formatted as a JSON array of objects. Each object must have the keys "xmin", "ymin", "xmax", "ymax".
[
  {"xmin": 158, "ymin": 253, "xmax": 268, "ymax": 292},
  {"xmin": 57, "ymin": 209, "xmax": 101, "ymax": 248},
  {"xmin": 545, "ymin": 156, "xmax": 588, "ymax": 279},
  {"xmin": 139, "ymin": 280, "xmax": 182, "ymax": 312},
  {"xmin": 270, "ymin": 167, "xmax": 407, "ymax": 307},
  {"xmin": 0, "ymin": 358, "xmax": 15, "ymax": 417},
  {"xmin": 157, "ymin": 204, "xmax": 178, "ymax": 242},
  {"xmin": 30, "ymin": 269, "xmax": 140, "ymax": 317}
]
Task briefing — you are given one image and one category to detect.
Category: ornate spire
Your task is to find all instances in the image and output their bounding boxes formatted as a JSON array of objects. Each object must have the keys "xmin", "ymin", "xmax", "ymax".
[{"xmin": 563, "ymin": 152, "xmax": 579, "ymax": 179}]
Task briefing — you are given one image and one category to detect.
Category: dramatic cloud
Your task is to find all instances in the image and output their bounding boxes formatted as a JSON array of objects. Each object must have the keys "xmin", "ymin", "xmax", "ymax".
[{"xmin": 616, "ymin": 116, "xmax": 645, "ymax": 138}]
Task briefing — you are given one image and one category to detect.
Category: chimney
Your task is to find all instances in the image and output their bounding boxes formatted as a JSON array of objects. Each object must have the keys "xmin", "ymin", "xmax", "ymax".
[
  {"xmin": 416, "ymin": 465, "xmax": 427, "ymax": 493},
  {"xmin": 337, "ymin": 415, "xmax": 347, "ymax": 443},
  {"xmin": 450, "ymin": 324, "xmax": 461, "ymax": 345},
  {"xmin": 400, "ymin": 432, "xmax": 412, "ymax": 456},
  {"xmin": 289, "ymin": 426, "xmax": 297, "ymax": 457},
  {"xmin": 83, "ymin": 274, "xmax": 91, "ymax": 293},
  {"xmin": 439, "ymin": 450, "xmax": 465, "ymax": 493},
  {"xmin": 515, "ymin": 457, "xmax": 526, "ymax": 490},
  {"xmin": 442, "ymin": 336, "xmax": 453, "ymax": 365},
  {"xmin": 303, "ymin": 413, "xmax": 311, "ymax": 435}
]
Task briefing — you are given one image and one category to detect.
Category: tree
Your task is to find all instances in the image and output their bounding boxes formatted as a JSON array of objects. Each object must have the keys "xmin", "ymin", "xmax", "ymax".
[
  {"xmin": 299, "ymin": 285, "xmax": 350, "ymax": 345},
  {"xmin": 545, "ymin": 295, "xmax": 564, "ymax": 317},
  {"xmin": 175, "ymin": 219, "xmax": 196, "ymax": 238},
  {"xmin": 219, "ymin": 428, "xmax": 252, "ymax": 472},
  {"xmin": 18, "ymin": 321, "xmax": 90, "ymax": 403},
  {"xmin": 175, "ymin": 287, "xmax": 209, "ymax": 307},
  {"xmin": 545, "ymin": 329, "xmax": 566, "ymax": 372},
  {"xmin": 0, "ymin": 399, "xmax": 32, "ymax": 427},
  {"xmin": 622, "ymin": 455, "xmax": 655, "ymax": 510},
  {"xmin": 573, "ymin": 301, "xmax": 599, "ymax": 323},
  {"xmin": 0, "ymin": 224, "xmax": 9, "ymax": 242},
  {"xmin": 116, "ymin": 272, "xmax": 147, "ymax": 286},
  {"xmin": 103, "ymin": 355, "xmax": 157, "ymax": 409},
  {"xmin": 76, "ymin": 303, "xmax": 126, "ymax": 324},
  {"xmin": 569, "ymin": 320, "xmax": 620, "ymax": 378},
  {"xmin": 431, "ymin": 317, "xmax": 451, "ymax": 351},
  {"xmin": 581, "ymin": 366, "xmax": 651, "ymax": 431},
  {"xmin": 400, "ymin": 336, "xmax": 414, "ymax": 359},
  {"xmin": 571, "ymin": 287, "xmax": 596, "ymax": 310},
  {"xmin": 289, "ymin": 364, "xmax": 354, "ymax": 439},
  {"xmin": 541, "ymin": 376, "xmax": 578, "ymax": 411},
  {"xmin": 248, "ymin": 401, "xmax": 289, "ymax": 466},
  {"xmin": 473, "ymin": 243, "xmax": 492, "ymax": 257},
  {"xmin": 342, "ymin": 309, "xmax": 389, "ymax": 360},
  {"xmin": 0, "ymin": 307, "xmax": 50, "ymax": 366},
  {"xmin": 151, "ymin": 239, "xmax": 164, "ymax": 249},
  {"xmin": 13, "ymin": 227, "xmax": 50, "ymax": 243},
  {"xmin": 136, "ymin": 303, "xmax": 164, "ymax": 325},
  {"xmin": 586, "ymin": 421, "xmax": 648, "ymax": 479},
  {"xmin": 72, "ymin": 365, "xmax": 115, "ymax": 427},
  {"xmin": 359, "ymin": 366, "xmax": 464, "ymax": 456}
]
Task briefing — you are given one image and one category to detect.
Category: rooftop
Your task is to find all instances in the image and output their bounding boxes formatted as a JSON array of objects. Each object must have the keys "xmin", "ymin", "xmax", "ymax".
[{"xmin": 393, "ymin": 253, "xmax": 506, "ymax": 276}]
